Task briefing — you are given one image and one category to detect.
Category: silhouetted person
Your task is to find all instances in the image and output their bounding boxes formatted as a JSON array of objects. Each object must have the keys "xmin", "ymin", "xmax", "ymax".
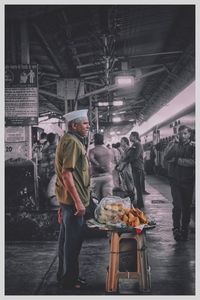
[
  {"xmin": 163, "ymin": 125, "xmax": 195, "ymax": 241},
  {"xmin": 123, "ymin": 131, "xmax": 145, "ymax": 209},
  {"xmin": 116, "ymin": 137, "xmax": 135, "ymax": 202}
]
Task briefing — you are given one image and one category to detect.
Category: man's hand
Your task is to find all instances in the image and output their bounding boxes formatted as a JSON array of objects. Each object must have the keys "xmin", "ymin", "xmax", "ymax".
[
  {"xmin": 174, "ymin": 135, "xmax": 179, "ymax": 143},
  {"xmin": 74, "ymin": 202, "xmax": 86, "ymax": 216},
  {"xmin": 96, "ymin": 165, "xmax": 106, "ymax": 173},
  {"xmin": 62, "ymin": 168, "xmax": 86, "ymax": 217}
]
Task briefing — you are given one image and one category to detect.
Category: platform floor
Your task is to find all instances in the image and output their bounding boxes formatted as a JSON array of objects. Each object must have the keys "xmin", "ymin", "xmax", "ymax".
[{"xmin": 4, "ymin": 175, "xmax": 196, "ymax": 296}]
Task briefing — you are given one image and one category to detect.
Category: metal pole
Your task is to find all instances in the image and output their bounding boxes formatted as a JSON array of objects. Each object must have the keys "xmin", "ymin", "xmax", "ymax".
[
  {"xmin": 74, "ymin": 79, "xmax": 82, "ymax": 110},
  {"xmin": 64, "ymin": 95, "xmax": 68, "ymax": 132},
  {"xmin": 20, "ymin": 20, "xmax": 32, "ymax": 159},
  {"xmin": 95, "ymin": 106, "xmax": 99, "ymax": 133}
]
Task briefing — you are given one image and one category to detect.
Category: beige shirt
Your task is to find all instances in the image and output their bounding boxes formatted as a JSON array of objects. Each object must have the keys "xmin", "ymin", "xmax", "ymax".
[{"xmin": 55, "ymin": 133, "xmax": 90, "ymax": 207}]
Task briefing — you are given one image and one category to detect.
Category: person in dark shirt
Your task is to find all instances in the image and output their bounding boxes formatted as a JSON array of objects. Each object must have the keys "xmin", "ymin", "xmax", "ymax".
[
  {"xmin": 124, "ymin": 131, "xmax": 145, "ymax": 209},
  {"xmin": 116, "ymin": 137, "xmax": 135, "ymax": 202},
  {"xmin": 163, "ymin": 125, "xmax": 195, "ymax": 241}
]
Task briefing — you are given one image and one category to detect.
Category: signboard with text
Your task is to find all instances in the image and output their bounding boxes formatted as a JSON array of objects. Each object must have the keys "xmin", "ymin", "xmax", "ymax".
[
  {"xmin": 5, "ymin": 142, "xmax": 30, "ymax": 160},
  {"xmin": 5, "ymin": 126, "xmax": 30, "ymax": 160},
  {"xmin": 5, "ymin": 126, "xmax": 26, "ymax": 142},
  {"xmin": 5, "ymin": 64, "xmax": 38, "ymax": 126}
]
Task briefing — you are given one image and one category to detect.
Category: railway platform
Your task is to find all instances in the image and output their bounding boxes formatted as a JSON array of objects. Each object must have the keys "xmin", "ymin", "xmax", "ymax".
[{"xmin": 4, "ymin": 175, "xmax": 196, "ymax": 296}]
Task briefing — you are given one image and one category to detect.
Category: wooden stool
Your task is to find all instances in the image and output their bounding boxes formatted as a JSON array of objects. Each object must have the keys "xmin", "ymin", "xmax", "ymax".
[{"xmin": 106, "ymin": 231, "xmax": 151, "ymax": 293}]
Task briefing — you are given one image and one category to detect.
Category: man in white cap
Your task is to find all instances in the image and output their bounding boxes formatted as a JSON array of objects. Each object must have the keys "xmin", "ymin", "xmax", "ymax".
[{"xmin": 55, "ymin": 109, "xmax": 90, "ymax": 290}]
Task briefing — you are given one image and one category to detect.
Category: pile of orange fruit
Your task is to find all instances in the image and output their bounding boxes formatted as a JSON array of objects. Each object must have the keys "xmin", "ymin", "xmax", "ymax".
[{"xmin": 118, "ymin": 207, "xmax": 148, "ymax": 227}]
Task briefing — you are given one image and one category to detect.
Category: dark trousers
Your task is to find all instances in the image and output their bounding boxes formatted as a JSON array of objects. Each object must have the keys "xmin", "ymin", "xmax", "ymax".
[
  {"xmin": 132, "ymin": 168, "xmax": 144, "ymax": 208},
  {"xmin": 141, "ymin": 170, "xmax": 146, "ymax": 192},
  {"xmin": 57, "ymin": 204, "xmax": 84, "ymax": 285},
  {"xmin": 170, "ymin": 181, "xmax": 194, "ymax": 231}
]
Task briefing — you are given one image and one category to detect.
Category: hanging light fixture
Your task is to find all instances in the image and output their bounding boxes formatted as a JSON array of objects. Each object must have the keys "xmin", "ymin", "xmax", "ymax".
[
  {"xmin": 113, "ymin": 100, "xmax": 123, "ymax": 106},
  {"xmin": 112, "ymin": 116, "xmax": 121, "ymax": 122},
  {"xmin": 115, "ymin": 76, "xmax": 135, "ymax": 86}
]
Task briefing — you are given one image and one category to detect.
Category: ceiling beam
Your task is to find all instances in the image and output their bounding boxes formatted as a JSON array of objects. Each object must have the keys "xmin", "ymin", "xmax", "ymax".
[
  {"xmin": 39, "ymin": 64, "xmax": 58, "ymax": 71},
  {"xmin": 132, "ymin": 63, "xmax": 165, "ymax": 70},
  {"xmin": 39, "ymin": 66, "xmax": 180, "ymax": 108},
  {"xmin": 39, "ymin": 95, "xmax": 63, "ymax": 115},
  {"xmin": 39, "ymin": 89, "xmax": 64, "ymax": 101},
  {"xmin": 68, "ymin": 40, "xmax": 96, "ymax": 48},
  {"xmin": 77, "ymin": 62, "xmax": 103, "ymax": 69},
  {"xmin": 32, "ymin": 23, "xmax": 65, "ymax": 77},
  {"xmin": 76, "ymin": 51, "xmax": 102, "ymax": 58},
  {"xmin": 39, "ymin": 81, "xmax": 57, "ymax": 88},
  {"xmin": 10, "ymin": 22, "xmax": 17, "ymax": 64},
  {"xmin": 77, "ymin": 84, "xmax": 123, "ymax": 100},
  {"xmin": 119, "ymin": 50, "xmax": 183, "ymax": 60},
  {"xmin": 138, "ymin": 67, "xmax": 166, "ymax": 80},
  {"xmin": 80, "ymin": 70, "xmax": 105, "ymax": 77},
  {"xmin": 40, "ymin": 72, "xmax": 61, "ymax": 78},
  {"xmin": 83, "ymin": 75, "xmax": 103, "ymax": 80},
  {"xmin": 61, "ymin": 11, "xmax": 82, "ymax": 66},
  {"xmin": 84, "ymin": 81, "xmax": 104, "ymax": 87}
]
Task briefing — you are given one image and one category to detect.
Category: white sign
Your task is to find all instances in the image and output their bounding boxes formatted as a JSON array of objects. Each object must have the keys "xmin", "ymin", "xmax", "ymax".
[
  {"xmin": 5, "ymin": 127, "xmax": 26, "ymax": 142},
  {"xmin": 5, "ymin": 142, "xmax": 29, "ymax": 160},
  {"xmin": 5, "ymin": 65, "xmax": 38, "ymax": 126}
]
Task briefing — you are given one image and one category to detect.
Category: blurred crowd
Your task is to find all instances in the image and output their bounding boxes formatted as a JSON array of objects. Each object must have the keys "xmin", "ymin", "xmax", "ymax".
[{"xmin": 33, "ymin": 130, "xmax": 150, "ymax": 210}]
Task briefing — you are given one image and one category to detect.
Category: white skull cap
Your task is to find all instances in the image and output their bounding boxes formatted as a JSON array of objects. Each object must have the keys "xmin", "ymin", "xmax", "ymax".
[{"xmin": 63, "ymin": 109, "xmax": 88, "ymax": 122}]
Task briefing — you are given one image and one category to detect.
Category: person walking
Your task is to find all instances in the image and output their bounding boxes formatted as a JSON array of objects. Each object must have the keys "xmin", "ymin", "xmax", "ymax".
[
  {"xmin": 123, "ymin": 131, "xmax": 145, "ymax": 209},
  {"xmin": 163, "ymin": 125, "xmax": 195, "ymax": 241},
  {"xmin": 141, "ymin": 170, "xmax": 150, "ymax": 195},
  {"xmin": 111, "ymin": 143, "xmax": 121, "ymax": 189},
  {"xmin": 88, "ymin": 133, "xmax": 113, "ymax": 201},
  {"xmin": 55, "ymin": 109, "xmax": 90, "ymax": 289}
]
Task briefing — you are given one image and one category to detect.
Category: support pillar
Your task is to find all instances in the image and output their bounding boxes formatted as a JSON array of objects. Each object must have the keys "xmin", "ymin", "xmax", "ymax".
[
  {"xmin": 21, "ymin": 21, "xmax": 32, "ymax": 159},
  {"xmin": 89, "ymin": 95, "xmax": 99, "ymax": 133}
]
